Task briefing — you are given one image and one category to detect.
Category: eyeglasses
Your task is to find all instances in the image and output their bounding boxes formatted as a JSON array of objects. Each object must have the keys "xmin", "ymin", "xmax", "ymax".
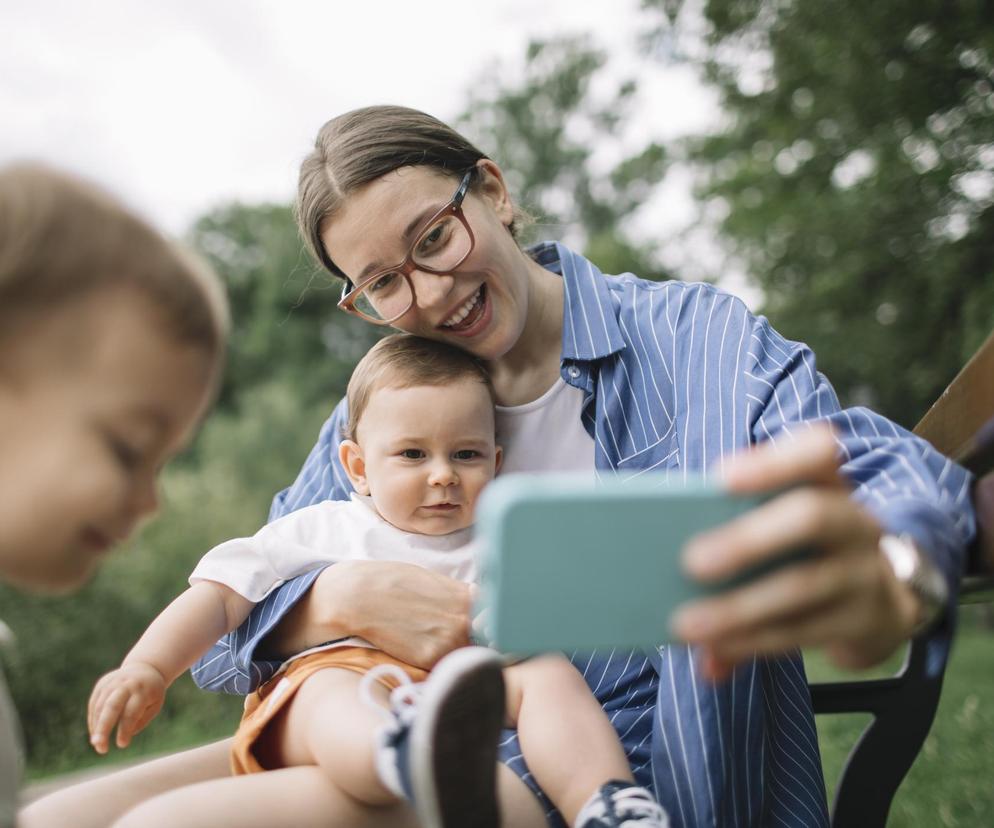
[{"xmin": 338, "ymin": 170, "xmax": 476, "ymax": 325}]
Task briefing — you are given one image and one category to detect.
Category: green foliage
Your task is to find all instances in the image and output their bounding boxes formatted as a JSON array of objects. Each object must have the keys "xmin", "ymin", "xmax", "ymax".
[
  {"xmin": 188, "ymin": 203, "xmax": 382, "ymax": 412},
  {"xmin": 458, "ymin": 36, "xmax": 672, "ymax": 281},
  {"xmin": 645, "ymin": 0, "xmax": 994, "ymax": 424},
  {"xmin": 1, "ymin": 381, "xmax": 331, "ymax": 774}
]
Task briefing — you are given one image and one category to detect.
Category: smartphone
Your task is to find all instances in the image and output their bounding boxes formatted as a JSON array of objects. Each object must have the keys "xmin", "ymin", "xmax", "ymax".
[{"xmin": 474, "ymin": 473, "xmax": 808, "ymax": 654}]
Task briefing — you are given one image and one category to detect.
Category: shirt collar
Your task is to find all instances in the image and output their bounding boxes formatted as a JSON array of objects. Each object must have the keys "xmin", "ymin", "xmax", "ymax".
[{"xmin": 528, "ymin": 241, "xmax": 626, "ymax": 362}]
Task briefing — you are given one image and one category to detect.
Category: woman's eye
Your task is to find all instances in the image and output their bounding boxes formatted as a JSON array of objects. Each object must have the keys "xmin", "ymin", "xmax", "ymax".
[
  {"xmin": 454, "ymin": 450, "xmax": 479, "ymax": 461},
  {"xmin": 417, "ymin": 221, "xmax": 449, "ymax": 255},
  {"xmin": 401, "ymin": 449, "xmax": 425, "ymax": 460},
  {"xmin": 369, "ymin": 273, "xmax": 400, "ymax": 294}
]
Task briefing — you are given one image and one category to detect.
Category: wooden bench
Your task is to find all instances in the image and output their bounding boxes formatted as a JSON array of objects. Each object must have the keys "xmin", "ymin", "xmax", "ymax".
[{"xmin": 809, "ymin": 328, "xmax": 994, "ymax": 827}]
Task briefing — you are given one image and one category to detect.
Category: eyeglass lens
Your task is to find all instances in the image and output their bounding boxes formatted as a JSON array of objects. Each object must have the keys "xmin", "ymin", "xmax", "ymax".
[{"xmin": 351, "ymin": 213, "xmax": 472, "ymax": 321}]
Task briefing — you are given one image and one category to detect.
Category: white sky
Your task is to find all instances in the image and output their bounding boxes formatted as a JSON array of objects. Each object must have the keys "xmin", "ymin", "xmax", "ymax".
[{"xmin": 2, "ymin": 0, "xmax": 754, "ymax": 298}]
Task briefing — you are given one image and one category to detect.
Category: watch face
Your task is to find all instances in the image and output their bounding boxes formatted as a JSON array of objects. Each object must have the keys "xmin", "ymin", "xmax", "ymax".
[{"xmin": 880, "ymin": 534, "xmax": 916, "ymax": 580}]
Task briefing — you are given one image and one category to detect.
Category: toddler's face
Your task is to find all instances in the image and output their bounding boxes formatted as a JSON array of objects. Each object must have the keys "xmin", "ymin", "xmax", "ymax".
[
  {"xmin": 341, "ymin": 379, "xmax": 500, "ymax": 535},
  {"xmin": 0, "ymin": 289, "xmax": 217, "ymax": 592}
]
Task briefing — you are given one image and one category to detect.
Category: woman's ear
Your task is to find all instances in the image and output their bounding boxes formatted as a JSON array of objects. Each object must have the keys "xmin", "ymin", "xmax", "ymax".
[
  {"xmin": 339, "ymin": 439, "xmax": 370, "ymax": 495},
  {"xmin": 474, "ymin": 159, "xmax": 515, "ymax": 228}
]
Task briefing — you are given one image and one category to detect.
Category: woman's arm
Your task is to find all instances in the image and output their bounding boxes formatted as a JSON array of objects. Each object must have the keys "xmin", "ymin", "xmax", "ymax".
[
  {"xmin": 262, "ymin": 559, "xmax": 474, "ymax": 667},
  {"xmin": 669, "ymin": 302, "xmax": 974, "ymax": 677}
]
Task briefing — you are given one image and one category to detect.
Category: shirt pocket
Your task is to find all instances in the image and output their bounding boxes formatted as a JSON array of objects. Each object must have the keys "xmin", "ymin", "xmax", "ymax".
[{"xmin": 613, "ymin": 426, "xmax": 681, "ymax": 481}]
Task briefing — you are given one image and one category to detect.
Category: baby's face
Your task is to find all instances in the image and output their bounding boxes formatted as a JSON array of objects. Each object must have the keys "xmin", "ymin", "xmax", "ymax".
[{"xmin": 344, "ymin": 379, "xmax": 500, "ymax": 535}]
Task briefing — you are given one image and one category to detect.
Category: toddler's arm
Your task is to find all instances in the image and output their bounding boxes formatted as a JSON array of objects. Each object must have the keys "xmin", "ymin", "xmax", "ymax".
[{"xmin": 88, "ymin": 581, "xmax": 254, "ymax": 754}]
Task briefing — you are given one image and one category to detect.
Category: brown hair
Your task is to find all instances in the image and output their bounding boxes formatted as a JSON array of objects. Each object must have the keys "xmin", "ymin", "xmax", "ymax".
[
  {"xmin": 0, "ymin": 162, "xmax": 228, "ymax": 356},
  {"xmin": 345, "ymin": 333, "xmax": 495, "ymax": 442},
  {"xmin": 296, "ymin": 105, "xmax": 525, "ymax": 280}
]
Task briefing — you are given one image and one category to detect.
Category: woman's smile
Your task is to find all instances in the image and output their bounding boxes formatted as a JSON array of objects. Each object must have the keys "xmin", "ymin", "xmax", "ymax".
[{"xmin": 437, "ymin": 283, "xmax": 490, "ymax": 336}]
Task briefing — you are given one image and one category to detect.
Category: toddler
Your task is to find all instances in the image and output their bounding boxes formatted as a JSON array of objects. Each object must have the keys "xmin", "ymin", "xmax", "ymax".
[
  {"xmin": 0, "ymin": 162, "xmax": 228, "ymax": 827},
  {"xmin": 88, "ymin": 334, "xmax": 669, "ymax": 828}
]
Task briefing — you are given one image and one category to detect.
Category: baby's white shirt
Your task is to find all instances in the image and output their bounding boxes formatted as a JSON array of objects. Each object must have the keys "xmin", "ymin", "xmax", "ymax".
[{"xmin": 190, "ymin": 493, "xmax": 476, "ymax": 604}]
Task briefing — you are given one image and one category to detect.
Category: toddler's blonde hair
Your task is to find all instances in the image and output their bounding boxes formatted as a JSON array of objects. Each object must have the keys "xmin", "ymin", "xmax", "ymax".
[{"xmin": 0, "ymin": 162, "xmax": 228, "ymax": 357}]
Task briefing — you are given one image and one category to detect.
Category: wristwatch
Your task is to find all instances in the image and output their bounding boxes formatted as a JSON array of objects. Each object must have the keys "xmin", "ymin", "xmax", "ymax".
[{"xmin": 878, "ymin": 533, "xmax": 949, "ymax": 636}]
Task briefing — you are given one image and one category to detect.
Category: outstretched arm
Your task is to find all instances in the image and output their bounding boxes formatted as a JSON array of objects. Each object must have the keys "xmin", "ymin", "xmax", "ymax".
[
  {"xmin": 88, "ymin": 581, "xmax": 253, "ymax": 753},
  {"xmin": 668, "ymin": 294, "xmax": 974, "ymax": 677}
]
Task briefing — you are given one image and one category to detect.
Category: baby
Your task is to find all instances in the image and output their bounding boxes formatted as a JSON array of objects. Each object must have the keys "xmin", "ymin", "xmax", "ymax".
[{"xmin": 88, "ymin": 334, "xmax": 669, "ymax": 828}]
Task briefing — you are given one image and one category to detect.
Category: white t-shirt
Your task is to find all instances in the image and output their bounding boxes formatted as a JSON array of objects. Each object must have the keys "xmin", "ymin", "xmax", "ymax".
[
  {"xmin": 190, "ymin": 494, "xmax": 476, "ymax": 653},
  {"xmin": 496, "ymin": 377, "xmax": 595, "ymax": 475}
]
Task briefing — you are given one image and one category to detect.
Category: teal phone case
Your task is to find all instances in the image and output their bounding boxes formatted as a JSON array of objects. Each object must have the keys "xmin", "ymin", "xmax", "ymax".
[{"xmin": 475, "ymin": 473, "xmax": 781, "ymax": 654}]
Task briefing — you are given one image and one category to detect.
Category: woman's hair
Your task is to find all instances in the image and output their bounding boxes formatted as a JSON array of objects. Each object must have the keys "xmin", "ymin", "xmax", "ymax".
[
  {"xmin": 296, "ymin": 105, "xmax": 522, "ymax": 280},
  {"xmin": 344, "ymin": 333, "xmax": 495, "ymax": 442},
  {"xmin": 0, "ymin": 162, "xmax": 229, "ymax": 356}
]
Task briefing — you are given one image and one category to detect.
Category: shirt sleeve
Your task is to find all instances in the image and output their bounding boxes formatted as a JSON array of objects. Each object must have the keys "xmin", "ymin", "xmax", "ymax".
[
  {"xmin": 190, "ymin": 399, "xmax": 353, "ymax": 694},
  {"xmin": 741, "ymin": 308, "xmax": 976, "ymax": 675}
]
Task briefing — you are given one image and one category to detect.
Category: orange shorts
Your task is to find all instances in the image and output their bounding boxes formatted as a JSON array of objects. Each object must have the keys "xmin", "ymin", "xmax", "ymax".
[{"xmin": 231, "ymin": 646, "xmax": 429, "ymax": 775}]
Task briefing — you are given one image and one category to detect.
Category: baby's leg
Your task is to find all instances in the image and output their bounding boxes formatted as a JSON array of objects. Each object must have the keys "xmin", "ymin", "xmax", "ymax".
[
  {"xmin": 261, "ymin": 666, "xmax": 400, "ymax": 806},
  {"xmin": 504, "ymin": 654, "xmax": 634, "ymax": 825},
  {"xmin": 109, "ymin": 765, "xmax": 419, "ymax": 828}
]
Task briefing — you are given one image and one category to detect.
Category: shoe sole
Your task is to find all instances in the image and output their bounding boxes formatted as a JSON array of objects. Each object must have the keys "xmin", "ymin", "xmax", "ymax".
[{"xmin": 408, "ymin": 647, "xmax": 505, "ymax": 828}]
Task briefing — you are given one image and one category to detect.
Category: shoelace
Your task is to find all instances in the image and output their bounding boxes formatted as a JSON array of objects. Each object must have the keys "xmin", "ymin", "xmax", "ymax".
[
  {"xmin": 611, "ymin": 790, "xmax": 664, "ymax": 828},
  {"xmin": 358, "ymin": 663, "xmax": 423, "ymax": 727},
  {"xmin": 601, "ymin": 787, "xmax": 668, "ymax": 827}
]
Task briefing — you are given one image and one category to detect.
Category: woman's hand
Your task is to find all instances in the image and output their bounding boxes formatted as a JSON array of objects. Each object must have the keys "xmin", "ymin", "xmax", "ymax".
[
  {"xmin": 670, "ymin": 425, "xmax": 921, "ymax": 680},
  {"xmin": 264, "ymin": 560, "xmax": 474, "ymax": 670}
]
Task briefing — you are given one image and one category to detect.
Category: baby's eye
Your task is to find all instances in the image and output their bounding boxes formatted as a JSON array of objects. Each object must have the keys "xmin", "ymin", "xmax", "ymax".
[
  {"xmin": 453, "ymin": 449, "xmax": 480, "ymax": 461},
  {"xmin": 401, "ymin": 449, "xmax": 425, "ymax": 460}
]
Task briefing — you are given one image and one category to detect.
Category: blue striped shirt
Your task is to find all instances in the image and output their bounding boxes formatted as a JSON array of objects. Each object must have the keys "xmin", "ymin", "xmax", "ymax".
[{"xmin": 192, "ymin": 241, "xmax": 974, "ymax": 827}]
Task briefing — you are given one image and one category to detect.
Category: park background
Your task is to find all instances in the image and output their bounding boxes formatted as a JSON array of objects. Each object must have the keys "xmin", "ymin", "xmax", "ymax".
[{"xmin": 3, "ymin": 0, "xmax": 993, "ymax": 824}]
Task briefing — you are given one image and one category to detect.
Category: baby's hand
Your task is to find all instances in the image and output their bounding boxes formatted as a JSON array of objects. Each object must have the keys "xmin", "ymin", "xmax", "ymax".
[{"xmin": 87, "ymin": 662, "xmax": 167, "ymax": 754}]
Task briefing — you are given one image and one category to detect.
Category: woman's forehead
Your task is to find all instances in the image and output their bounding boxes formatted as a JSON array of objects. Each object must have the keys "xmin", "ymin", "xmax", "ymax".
[{"xmin": 321, "ymin": 166, "xmax": 460, "ymax": 271}]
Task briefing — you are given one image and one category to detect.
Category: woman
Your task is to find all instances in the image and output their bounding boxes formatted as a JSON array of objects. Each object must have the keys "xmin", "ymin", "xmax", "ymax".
[{"xmin": 26, "ymin": 107, "xmax": 973, "ymax": 828}]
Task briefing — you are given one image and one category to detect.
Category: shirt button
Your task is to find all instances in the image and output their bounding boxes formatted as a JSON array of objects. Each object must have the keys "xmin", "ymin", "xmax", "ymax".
[{"xmin": 567, "ymin": 366, "xmax": 581, "ymax": 379}]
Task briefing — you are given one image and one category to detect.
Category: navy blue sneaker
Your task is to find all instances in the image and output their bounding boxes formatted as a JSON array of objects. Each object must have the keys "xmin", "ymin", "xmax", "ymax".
[
  {"xmin": 361, "ymin": 647, "xmax": 505, "ymax": 828},
  {"xmin": 574, "ymin": 781, "xmax": 670, "ymax": 828}
]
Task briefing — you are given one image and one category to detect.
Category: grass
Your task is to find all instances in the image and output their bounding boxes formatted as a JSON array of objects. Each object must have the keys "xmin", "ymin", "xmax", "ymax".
[{"xmin": 809, "ymin": 607, "xmax": 994, "ymax": 826}]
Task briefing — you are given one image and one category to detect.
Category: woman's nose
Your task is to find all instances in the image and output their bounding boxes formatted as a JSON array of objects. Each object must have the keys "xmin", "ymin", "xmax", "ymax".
[{"xmin": 410, "ymin": 270, "xmax": 454, "ymax": 311}]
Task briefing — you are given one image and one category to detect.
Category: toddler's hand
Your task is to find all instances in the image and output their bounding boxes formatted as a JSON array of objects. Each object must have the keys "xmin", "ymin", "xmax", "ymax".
[{"xmin": 87, "ymin": 662, "xmax": 167, "ymax": 754}]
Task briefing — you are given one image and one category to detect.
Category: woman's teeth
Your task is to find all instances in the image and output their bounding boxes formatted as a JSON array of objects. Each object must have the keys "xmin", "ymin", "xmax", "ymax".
[{"xmin": 442, "ymin": 287, "xmax": 482, "ymax": 328}]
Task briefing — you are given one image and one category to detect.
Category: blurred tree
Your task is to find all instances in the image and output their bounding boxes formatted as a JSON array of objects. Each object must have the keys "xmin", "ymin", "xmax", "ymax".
[
  {"xmin": 645, "ymin": 0, "xmax": 994, "ymax": 424},
  {"xmin": 188, "ymin": 203, "xmax": 381, "ymax": 412},
  {"xmin": 458, "ymin": 36, "xmax": 672, "ymax": 282}
]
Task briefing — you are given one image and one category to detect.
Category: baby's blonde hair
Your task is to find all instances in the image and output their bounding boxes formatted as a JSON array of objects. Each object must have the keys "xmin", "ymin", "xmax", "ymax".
[
  {"xmin": 0, "ymin": 163, "xmax": 228, "ymax": 357},
  {"xmin": 345, "ymin": 334, "xmax": 495, "ymax": 442}
]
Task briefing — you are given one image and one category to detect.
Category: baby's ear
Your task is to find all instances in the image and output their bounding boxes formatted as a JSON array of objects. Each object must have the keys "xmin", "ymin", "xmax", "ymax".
[
  {"xmin": 493, "ymin": 445, "xmax": 503, "ymax": 476},
  {"xmin": 339, "ymin": 440, "xmax": 370, "ymax": 495}
]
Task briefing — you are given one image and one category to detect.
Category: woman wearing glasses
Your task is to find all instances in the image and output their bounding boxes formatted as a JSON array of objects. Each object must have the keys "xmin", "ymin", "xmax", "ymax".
[{"xmin": 25, "ymin": 106, "xmax": 973, "ymax": 828}]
